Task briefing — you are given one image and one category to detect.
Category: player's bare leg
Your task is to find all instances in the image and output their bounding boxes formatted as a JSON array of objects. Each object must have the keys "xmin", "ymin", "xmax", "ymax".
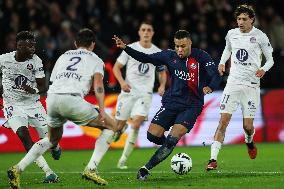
[
  {"xmin": 15, "ymin": 127, "xmax": 58, "ymax": 183},
  {"xmin": 243, "ymin": 118, "xmax": 257, "ymax": 159},
  {"xmin": 117, "ymin": 116, "xmax": 144, "ymax": 169},
  {"xmin": 82, "ymin": 113, "xmax": 117, "ymax": 186},
  {"xmin": 112, "ymin": 120, "xmax": 128, "ymax": 142},
  {"xmin": 207, "ymin": 113, "xmax": 232, "ymax": 171},
  {"xmin": 8, "ymin": 126, "xmax": 60, "ymax": 188}
]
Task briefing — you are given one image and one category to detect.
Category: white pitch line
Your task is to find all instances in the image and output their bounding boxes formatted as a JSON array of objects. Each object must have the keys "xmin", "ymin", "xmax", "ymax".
[{"xmin": 0, "ymin": 171, "xmax": 283, "ymax": 174}]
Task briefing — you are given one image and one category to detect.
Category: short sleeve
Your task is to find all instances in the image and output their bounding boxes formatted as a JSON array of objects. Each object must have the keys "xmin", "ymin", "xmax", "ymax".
[
  {"xmin": 34, "ymin": 56, "xmax": 45, "ymax": 78},
  {"xmin": 87, "ymin": 55, "xmax": 105, "ymax": 77},
  {"xmin": 116, "ymin": 51, "xmax": 129, "ymax": 65}
]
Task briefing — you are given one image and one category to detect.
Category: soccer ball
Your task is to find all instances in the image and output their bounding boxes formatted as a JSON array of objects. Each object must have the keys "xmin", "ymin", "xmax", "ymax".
[{"xmin": 170, "ymin": 153, "xmax": 192, "ymax": 175}]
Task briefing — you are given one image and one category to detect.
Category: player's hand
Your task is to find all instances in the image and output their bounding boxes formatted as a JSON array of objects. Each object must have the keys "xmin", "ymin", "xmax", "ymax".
[
  {"xmin": 218, "ymin": 64, "xmax": 225, "ymax": 76},
  {"xmin": 112, "ymin": 35, "xmax": 126, "ymax": 49},
  {"xmin": 255, "ymin": 69, "xmax": 265, "ymax": 78},
  {"xmin": 203, "ymin": 86, "xmax": 212, "ymax": 95},
  {"xmin": 158, "ymin": 85, "xmax": 165, "ymax": 96},
  {"xmin": 22, "ymin": 85, "xmax": 37, "ymax": 94},
  {"xmin": 121, "ymin": 82, "xmax": 131, "ymax": 93}
]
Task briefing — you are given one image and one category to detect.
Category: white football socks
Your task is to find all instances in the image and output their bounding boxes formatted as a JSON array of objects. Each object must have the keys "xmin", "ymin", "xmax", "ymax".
[
  {"xmin": 34, "ymin": 156, "xmax": 53, "ymax": 176},
  {"xmin": 244, "ymin": 128, "xmax": 255, "ymax": 143},
  {"xmin": 210, "ymin": 141, "xmax": 222, "ymax": 160},
  {"xmin": 118, "ymin": 127, "xmax": 139, "ymax": 164},
  {"xmin": 86, "ymin": 129, "xmax": 114, "ymax": 170},
  {"xmin": 17, "ymin": 137, "xmax": 53, "ymax": 172}
]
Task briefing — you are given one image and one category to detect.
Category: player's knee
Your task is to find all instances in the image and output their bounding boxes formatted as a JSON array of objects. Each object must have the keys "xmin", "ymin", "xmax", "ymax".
[
  {"xmin": 243, "ymin": 125, "xmax": 254, "ymax": 134},
  {"xmin": 147, "ymin": 132, "xmax": 165, "ymax": 145},
  {"xmin": 164, "ymin": 135, "xmax": 179, "ymax": 148},
  {"xmin": 37, "ymin": 137, "xmax": 54, "ymax": 149},
  {"xmin": 16, "ymin": 126, "xmax": 34, "ymax": 151}
]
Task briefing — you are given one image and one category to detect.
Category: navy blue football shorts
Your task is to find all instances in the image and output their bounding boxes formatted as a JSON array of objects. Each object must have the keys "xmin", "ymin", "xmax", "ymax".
[{"xmin": 151, "ymin": 104, "xmax": 203, "ymax": 132}]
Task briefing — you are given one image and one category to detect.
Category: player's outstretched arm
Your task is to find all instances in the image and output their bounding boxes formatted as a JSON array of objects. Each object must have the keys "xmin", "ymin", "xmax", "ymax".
[{"xmin": 112, "ymin": 35, "xmax": 164, "ymax": 66}]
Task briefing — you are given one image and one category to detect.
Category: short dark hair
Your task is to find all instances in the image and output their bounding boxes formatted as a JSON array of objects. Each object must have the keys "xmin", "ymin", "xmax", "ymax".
[
  {"xmin": 140, "ymin": 20, "xmax": 153, "ymax": 27},
  {"xmin": 174, "ymin": 30, "xmax": 191, "ymax": 39},
  {"xmin": 75, "ymin": 28, "xmax": 95, "ymax": 47},
  {"xmin": 234, "ymin": 5, "xmax": 255, "ymax": 21},
  {"xmin": 16, "ymin": 31, "xmax": 35, "ymax": 43}
]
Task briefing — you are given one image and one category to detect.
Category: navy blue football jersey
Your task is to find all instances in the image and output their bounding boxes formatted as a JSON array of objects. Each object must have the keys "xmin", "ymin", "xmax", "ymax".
[{"xmin": 124, "ymin": 46, "xmax": 222, "ymax": 108}]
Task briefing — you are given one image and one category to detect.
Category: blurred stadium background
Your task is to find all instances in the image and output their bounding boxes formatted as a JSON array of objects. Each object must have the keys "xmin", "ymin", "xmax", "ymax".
[{"xmin": 0, "ymin": 0, "xmax": 284, "ymax": 151}]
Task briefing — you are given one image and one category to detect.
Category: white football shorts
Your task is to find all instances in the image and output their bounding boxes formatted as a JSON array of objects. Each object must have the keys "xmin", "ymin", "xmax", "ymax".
[
  {"xmin": 115, "ymin": 92, "xmax": 152, "ymax": 120},
  {"xmin": 3, "ymin": 101, "xmax": 48, "ymax": 137},
  {"xmin": 46, "ymin": 93, "xmax": 99, "ymax": 128},
  {"xmin": 220, "ymin": 84, "xmax": 260, "ymax": 118}
]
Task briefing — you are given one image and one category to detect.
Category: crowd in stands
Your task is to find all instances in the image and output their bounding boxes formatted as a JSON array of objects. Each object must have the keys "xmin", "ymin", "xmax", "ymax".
[{"xmin": 0, "ymin": 0, "xmax": 283, "ymax": 92}]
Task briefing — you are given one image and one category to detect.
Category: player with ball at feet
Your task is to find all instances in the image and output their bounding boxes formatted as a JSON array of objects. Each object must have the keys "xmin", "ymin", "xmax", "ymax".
[{"xmin": 113, "ymin": 30, "xmax": 221, "ymax": 180}]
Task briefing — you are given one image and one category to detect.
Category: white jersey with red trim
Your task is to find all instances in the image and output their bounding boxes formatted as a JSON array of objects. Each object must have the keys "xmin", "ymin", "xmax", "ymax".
[{"xmin": 0, "ymin": 51, "xmax": 44, "ymax": 106}]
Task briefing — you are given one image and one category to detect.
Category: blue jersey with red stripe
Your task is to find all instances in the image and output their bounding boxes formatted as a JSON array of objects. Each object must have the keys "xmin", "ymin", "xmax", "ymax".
[{"xmin": 124, "ymin": 46, "xmax": 221, "ymax": 108}]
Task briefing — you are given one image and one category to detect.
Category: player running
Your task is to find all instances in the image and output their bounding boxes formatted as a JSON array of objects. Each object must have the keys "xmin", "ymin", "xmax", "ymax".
[
  {"xmin": 0, "ymin": 31, "xmax": 59, "ymax": 184},
  {"xmin": 113, "ymin": 30, "xmax": 222, "ymax": 180},
  {"xmin": 7, "ymin": 28, "xmax": 117, "ymax": 188},
  {"xmin": 207, "ymin": 5, "xmax": 274, "ymax": 171}
]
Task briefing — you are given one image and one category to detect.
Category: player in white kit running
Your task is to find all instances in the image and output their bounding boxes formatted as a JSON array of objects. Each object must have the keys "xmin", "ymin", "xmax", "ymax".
[
  {"xmin": 0, "ymin": 31, "xmax": 59, "ymax": 184},
  {"xmin": 86, "ymin": 21, "xmax": 167, "ymax": 171},
  {"xmin": 7, "ymin": 29, "xmax": 117, "ymax": 188},
  {"xmin": 207, "ymin": 5, "xmax": 274, "ymax": 171}
]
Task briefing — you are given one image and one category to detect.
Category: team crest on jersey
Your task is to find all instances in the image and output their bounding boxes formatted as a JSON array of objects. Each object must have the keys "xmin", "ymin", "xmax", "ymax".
[
  {"xmin": 190, "ymin": 63, "xmax": 196, "ymax": 69},
  {"xmin": 220, "ymin": 104, "xmax": 225, "ymax": 110},
  {"xmin": 250, "ymin": 37, "xmax": 256, "ymax": 43},
  {"xmin": 27, "ymin": 64, "xmax": 33, "ymax": 70}
]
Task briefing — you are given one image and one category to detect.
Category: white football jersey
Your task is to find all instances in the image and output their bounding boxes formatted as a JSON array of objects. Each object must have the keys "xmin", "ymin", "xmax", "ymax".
[
  {"xmin": 117, "ymin": 42, "xmax": 164, "ymax": 95},
  {"xmin": 48, "ymin": 48, "xmax": 104, "ymax": 96},
  {"xmin": 0, "ymin": 51, "xmax": 44, "ymax": 106},
  {"xmin": 221, "ymin": 27, "xmax": 273, "ymax": 87}
]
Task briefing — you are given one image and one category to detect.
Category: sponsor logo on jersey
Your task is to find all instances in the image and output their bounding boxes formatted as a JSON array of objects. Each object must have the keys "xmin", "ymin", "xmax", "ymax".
[
  {"xmin": 138, "ymin": 63, "xmax": 149, "ymax": 74},
  {"xmin": 250, "ymin": 37, "xmax": 256, "ymax": 43},
  {"xmin": 27, "ymin": 64, "xmax": 33, "ymax": 70},
  {"xmin": 12, "ymin": 75, "xmax": 29, "ymax": 90},
  {"xmin": 174, "ymin": 70, "xmax": 195, "ymax": 81},
  {"xmin": 236, "ymin": 49, "xmax": 248, "ymax": 62}
]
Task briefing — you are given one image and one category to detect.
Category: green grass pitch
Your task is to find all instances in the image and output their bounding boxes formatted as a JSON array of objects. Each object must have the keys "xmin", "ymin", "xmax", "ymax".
[{"xmin": 1, "ymin": 143, "xmax": 284, "ymax": 189}]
